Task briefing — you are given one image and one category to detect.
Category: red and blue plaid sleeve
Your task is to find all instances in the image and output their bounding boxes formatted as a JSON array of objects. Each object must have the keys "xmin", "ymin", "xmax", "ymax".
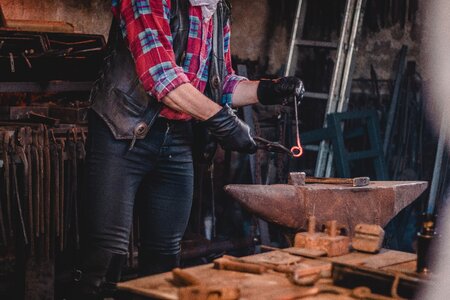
[
  {"xmin": 221, "ymin": 20, "xmax": 248, "ymax": 106},
  {"xmin": 113, "ymin": 0, "xmax": 190, "ymax": 101}
]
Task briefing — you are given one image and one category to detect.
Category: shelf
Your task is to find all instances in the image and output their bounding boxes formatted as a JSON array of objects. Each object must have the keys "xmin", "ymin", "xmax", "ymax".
[{"xmin": 0, "ymin": 81, "xmax": 94, "ymax": 93}]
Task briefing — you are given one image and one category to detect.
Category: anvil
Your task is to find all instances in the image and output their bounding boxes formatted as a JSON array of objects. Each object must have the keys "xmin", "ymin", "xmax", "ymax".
[{"xmin": 224, "ymin": 181, "xmax": 428, "ymax": 234}]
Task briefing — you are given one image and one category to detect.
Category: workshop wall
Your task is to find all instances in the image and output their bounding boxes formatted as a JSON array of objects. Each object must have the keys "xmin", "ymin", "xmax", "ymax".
[
  {"xmin": 2, "ymin": 0, "xmax": 425, "ymax": 82},
  {"xmin": 230, "ymin": 0, "xmax": 424, "ymax": 83},
  {"xmin": 0, "ymin": 0, "xmax": 111, "ymax": 36}
]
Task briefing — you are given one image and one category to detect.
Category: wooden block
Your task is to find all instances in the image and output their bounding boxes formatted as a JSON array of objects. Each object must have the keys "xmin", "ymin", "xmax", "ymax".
[
  {"xmin": 294, "ymin": 231, "xmax": 327, "ymax": 249},
  {"xmin": 352, "ymin": 224, "xmax": 385, "ymax": 253},
  {"xmin": 317, "ymin": 235, "xmax": 350, "ymax": 257},
  {"xmin": 294, "ymin": 219, "xmax": 350, "ymax": 257}
]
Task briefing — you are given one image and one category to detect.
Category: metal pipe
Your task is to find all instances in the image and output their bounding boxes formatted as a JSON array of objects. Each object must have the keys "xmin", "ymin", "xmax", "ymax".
[
  {"xmin": 285, "ymin": 0, "xmax": 303, "ymax": 76},
  {"xmin": 427, "ymin": 113, "xmax": 449, "ymax": 214}
]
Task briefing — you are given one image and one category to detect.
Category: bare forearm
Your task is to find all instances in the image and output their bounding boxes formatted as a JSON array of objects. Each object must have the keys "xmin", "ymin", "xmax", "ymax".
[
  {"xmin": 162, "ymin": 83, "xmax": 221, "ymax": 120},
  {"xmin": 231, "ymin": 80, "xmax": 259, "ymax": 107}
]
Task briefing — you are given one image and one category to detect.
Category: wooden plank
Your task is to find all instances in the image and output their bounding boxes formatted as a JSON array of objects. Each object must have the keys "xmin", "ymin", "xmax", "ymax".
[
  {"xmin": 118, "ymin": 250, "xmax": 418, "ymax": 299},
  {"xmin": 362, "ymin": 250, "xmax": 417, "ymax": 268},
  {"xmin": 118, "ymin": 263, "xmax": 313, "ymax": 300}
]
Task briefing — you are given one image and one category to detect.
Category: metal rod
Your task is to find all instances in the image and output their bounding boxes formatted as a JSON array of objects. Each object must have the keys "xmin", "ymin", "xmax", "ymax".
[
  {"xmin": 383, "ymin": 46, "xmax": 408, "ymax": 156},
  {"xmin": 285, "ymin": 0, "xmax": 303, "ymax": 76},
  {"xmin": 427, "ymin": 113, "xmax": 449, "ymax": 214}
]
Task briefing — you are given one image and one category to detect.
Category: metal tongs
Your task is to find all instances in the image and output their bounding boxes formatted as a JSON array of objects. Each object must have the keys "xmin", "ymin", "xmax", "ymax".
[{"xmin": 254, "ymin": 136, "xmax": 293, "ymax": 157}]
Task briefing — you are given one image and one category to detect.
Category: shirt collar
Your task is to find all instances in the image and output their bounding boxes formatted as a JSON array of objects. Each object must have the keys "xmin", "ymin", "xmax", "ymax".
[{"xmin": 189, "ymin": 0, "xmax": 220, "ymax": 22}]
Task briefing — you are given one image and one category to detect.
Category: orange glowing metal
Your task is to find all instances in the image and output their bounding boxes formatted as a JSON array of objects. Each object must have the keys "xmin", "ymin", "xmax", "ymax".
[{"xmin": 291, "ymin": 95, "xmax": 304, "ymax": 158}]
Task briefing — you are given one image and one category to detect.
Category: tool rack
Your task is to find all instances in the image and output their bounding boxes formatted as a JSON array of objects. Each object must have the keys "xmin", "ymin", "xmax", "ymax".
[{"xmin": 0, "ymin": 28, "xmax": 102, "ymax": 300}]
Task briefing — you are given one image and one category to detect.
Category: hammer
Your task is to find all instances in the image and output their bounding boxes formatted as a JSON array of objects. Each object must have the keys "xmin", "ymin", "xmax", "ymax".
[{"xmin": 289, "ymin": 172, "xmax": 370, "ymax": 187}]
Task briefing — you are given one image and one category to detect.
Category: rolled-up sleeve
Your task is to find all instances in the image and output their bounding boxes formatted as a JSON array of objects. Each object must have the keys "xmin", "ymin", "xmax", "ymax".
[
  {"xmin": 115, "ymin": 0, "xmax": 190, "ymax": 101},
  {"xmin": 221, "ymin": 20, "xmax": 248, "ymax": 106}
]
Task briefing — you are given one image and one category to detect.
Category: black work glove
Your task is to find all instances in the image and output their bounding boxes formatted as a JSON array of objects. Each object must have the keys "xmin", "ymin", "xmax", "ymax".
[
  {"xmin": 257, "ymin": 76, "xmax": 305, "ymax": 105},
  {"xmin": 203, "ymin": 105, "xmax": 257, "ymax": 154}
]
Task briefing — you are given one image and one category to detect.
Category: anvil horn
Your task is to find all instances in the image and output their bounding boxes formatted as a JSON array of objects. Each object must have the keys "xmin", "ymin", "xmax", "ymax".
[
  {"xmin": 224, "ymin": 181, "xmax": 428, "ymax": 234},
  {"xmin": 224, "ymin": 184, "xmax": 304, "ymax": 228}
]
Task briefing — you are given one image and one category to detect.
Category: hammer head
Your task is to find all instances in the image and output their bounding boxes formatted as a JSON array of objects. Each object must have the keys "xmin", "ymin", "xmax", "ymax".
[
  {"xmin": 288, "ymin": 172, "xmax": 306, "ymax": 185},
  {"xmin": 352, "ymin": 177, "xmax": 370, "ymax": 187}
]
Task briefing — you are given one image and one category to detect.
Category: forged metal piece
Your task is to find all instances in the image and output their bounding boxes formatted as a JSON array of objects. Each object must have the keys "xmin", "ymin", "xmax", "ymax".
[{"xmin": 224, "ymin": 181, "xmax": 427, "ymax": 234}]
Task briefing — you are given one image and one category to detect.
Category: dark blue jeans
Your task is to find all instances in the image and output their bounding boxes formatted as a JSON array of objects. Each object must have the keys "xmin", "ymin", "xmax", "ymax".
[{"xmin": 84, "ymin": 111, "xmax": 194, "ymax": 256}]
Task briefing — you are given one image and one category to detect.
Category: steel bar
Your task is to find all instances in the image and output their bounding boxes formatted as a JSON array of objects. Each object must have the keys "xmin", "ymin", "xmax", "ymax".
[{"xmin": 383, "ymin": 46, "xmax": 408, "ymax": 156}]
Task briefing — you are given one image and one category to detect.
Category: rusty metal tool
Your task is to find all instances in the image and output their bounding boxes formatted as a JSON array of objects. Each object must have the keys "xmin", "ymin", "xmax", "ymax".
[
  {"xmin": 352, "ymin": 223, "xmax": 385, "ymax": 253},
  {"xmin": 31, "ymin": 128, "xmax": 40, "ymax": 239},
  {"xmin": 172, "ymin": 268, "xmax": 240, "ymax": 300},
  {"xmin": 2, "ymin": 133, "xmax": 13, "ymax": 237},
  {"xmin": 49, "ymin": 130, "xmax": 60, "ymax": 257},
  {"xmin": 254, "ymin": 136, "xmax": 293, "ymax": 157},
  {"xmin": 24, "ymin": 127, "xmax": 34, "ymax": 253},
  {"xmin": 213, "ymin": 257, "xmax": 267, "ymax": 274},
  {"xmin": 43, "ymin": 126, "xmax": 51, "ymax": 259},
  {"xmin": 58, "ymin": 139, "xmax": 65, "ymax": 251},
  {"xmin": 221, "ymin": 255, "xmax": 297, "ymax": 274},
  {"xmin": 306, "ymin": 176, "xmax": 370, "ymax": 187},
  {"xmin": 289, "ymin": 172, "xmax": 370, "ymax": 187},
  {"xmin": 179, "ymin": 286, "xmax": 240, "ymax": 300},
  {"xmin": 17, "ymin": 127, "xmax": 34, "ymax": 254},
  {"xmin": 172, "ymin": 268, "xmax": 202, "ymax": 286},
  {"xmin": 37, "ymin": 125, "xmax": 44, "ymax": 236},
  {"xmin": 50, "ymin": 131, "xmax": 60, "ymax": 240},
  {"xmin": 9, "ymin": 52, "xmax": 15, "ymax": 73},
  {"xmin": 10, "ymin": 142, "xmax": 28, "ymax": 245}
]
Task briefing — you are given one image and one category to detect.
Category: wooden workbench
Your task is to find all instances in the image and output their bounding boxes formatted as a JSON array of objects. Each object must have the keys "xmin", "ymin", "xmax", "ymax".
[{"xmin": 117, "ymin": 249, "xmax": 418, "ymax": 299}]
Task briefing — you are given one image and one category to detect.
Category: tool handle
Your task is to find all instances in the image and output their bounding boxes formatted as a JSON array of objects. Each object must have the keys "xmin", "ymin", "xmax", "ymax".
[
  {"xmin": 172, "ymin": 268, "xmax": 201, "ymax": 286},
  {"xmin": 214, "ymin": 258, "xmax": 266, "ymax": 274},
  {"xmin": 305, "ymin": 177, "xmax": 352, "ymax": 184}
]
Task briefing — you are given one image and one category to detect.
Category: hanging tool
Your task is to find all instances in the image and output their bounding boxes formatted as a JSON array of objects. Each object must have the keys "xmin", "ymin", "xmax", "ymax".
[
  {"xmin": 291, "ymin": 95, "xmax": 304, "ymax": 158},
  {"xmin": 10, "ymin": 140, "xmax": 29, "ymax": 245},
  {"xmin": 2, "ymin": 133, "xmax": 13, "ymax": 237},
  {"xmin": 9, "ymin": 52, "xmax": 15, "ymax": 73}
]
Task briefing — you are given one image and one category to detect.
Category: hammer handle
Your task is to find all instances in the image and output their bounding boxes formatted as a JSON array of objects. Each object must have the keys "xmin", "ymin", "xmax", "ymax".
[
  {"xmin": 172, "ymin": 268, "xmax": 201, "ymax": 286},
  {"xmin": 214, "ymin": 258, "xmax": 266, "ymax": 274},
  {"xmin": 305, "ymin": 177, "xmax": 354, "ymax": 185}
]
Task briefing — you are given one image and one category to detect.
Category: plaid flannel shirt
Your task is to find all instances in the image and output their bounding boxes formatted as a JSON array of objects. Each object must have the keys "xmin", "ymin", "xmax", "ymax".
[{"xmin": 112, "ymin": 0, "xmax": 247, "ymax": 120}]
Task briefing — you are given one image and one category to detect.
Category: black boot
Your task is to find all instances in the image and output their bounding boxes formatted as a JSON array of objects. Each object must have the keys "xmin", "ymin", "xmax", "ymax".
[
  {"xmin": 68, "ymin": 247, "xmax": 114, "ymax": 300},
  {"xmin": 138, "ymin": 250, "xmax": 180, "ymax": 276},
  {"xmin": 103, "ymin": 253, "xmax": 127, "ymax": 298}
]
